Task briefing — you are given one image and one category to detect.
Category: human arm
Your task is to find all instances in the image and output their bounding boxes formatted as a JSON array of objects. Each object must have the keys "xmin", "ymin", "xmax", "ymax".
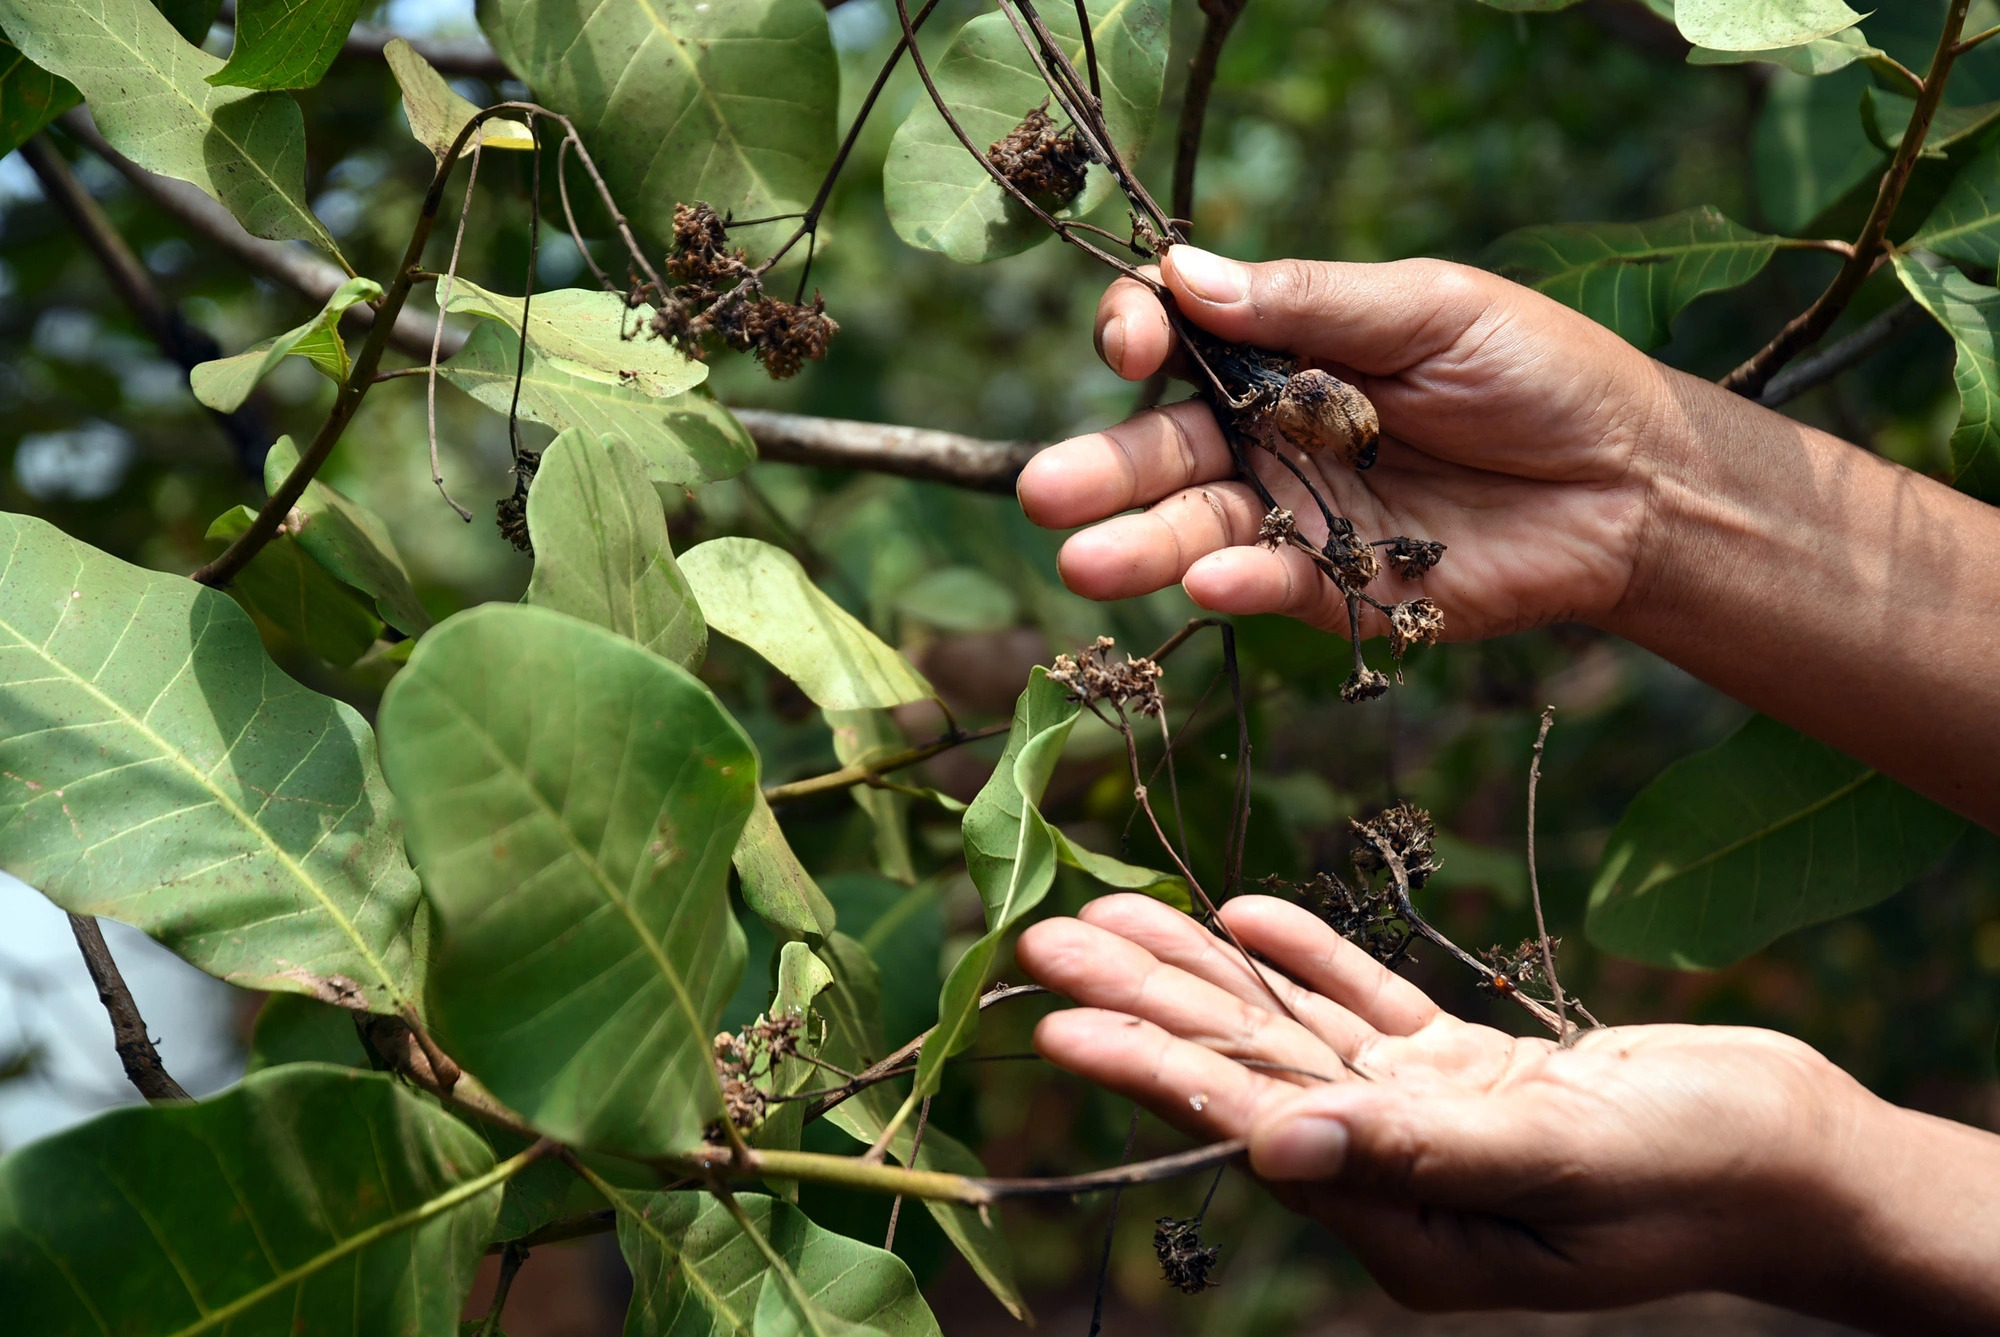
[
  {"xmin": 1014, "ymin": 248, "xmax": 2000, "ymax": 826},
  {"xmin": 1014, "ymin": 893, "xmax": 2000, "ymax": 1332}
]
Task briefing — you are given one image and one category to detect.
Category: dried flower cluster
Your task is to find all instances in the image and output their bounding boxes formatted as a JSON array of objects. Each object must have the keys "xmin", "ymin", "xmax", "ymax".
[
  {"xmin": 649, "ymin": 202, "xmax": 839, "ymax": 380},
  {"xmin": 1387, "ymin": 597, "xmax": 1445, "ymax": 657},
  {"xmin": 706, "ymin": 1013, "xmax": 803, "ymax": 1139},
  {"xmin": 1322, "ymin": 518, "xmax": 1380, "ymax": 592},
  {"xmin": 1478, "ymin": 937, "xmax": 1558, "ymax": 998},
  {"xmin": 1339, "ymin": 667, "xmax": 1389, "ymax": 703},
  {"xmin": 1153, "ymin": 1216, "xmax": 1220, "ymax": 1294},
  {"xmin": 1256, "ymin": 507, "xmax": 1297, "ymax": 550},
  {"xmin": 1262, "ymin": 871, "xmax": 1411, "ymax": 965},
  {"xmin": 1383, "ymin": 536, "xmax": 1447, "ymax": 579},
  {"xmin": 495, "ymin": 448, "xmax": 540, "ymax": 554},
  {"xmin": 1048, "ymin": 636, "xmax": 1165, "ymax": 717},
  {"xmin": 988, "ymin": 103, "xmax": 1092, "ymax": 208},
  {"xmin": 1350, "ymin": 800, "xmax": 1441, "ymax": 890}
]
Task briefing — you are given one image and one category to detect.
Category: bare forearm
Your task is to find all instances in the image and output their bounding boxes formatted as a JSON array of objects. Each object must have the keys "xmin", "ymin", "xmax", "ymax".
[{"xmin": 1607, "ymin": 367, "xmax": 2000, "ymax": 829}]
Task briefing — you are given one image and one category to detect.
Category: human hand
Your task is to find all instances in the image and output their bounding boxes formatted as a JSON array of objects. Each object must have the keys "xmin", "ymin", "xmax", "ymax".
[
  {"xmin": 1015, "ymin": 893, "xmax": 1883, "ymax": 1314},
  {"xmin": 1015, "ymin": 249, "xmax": 1672, "ymax": 640}
]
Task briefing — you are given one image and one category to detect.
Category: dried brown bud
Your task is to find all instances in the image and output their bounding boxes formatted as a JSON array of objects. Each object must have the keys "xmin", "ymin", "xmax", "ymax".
[
  {"xmin": 1351, "ymin": 800, "xmax": 1440, "ymax": 890},
  {"xmin": 667, "ymin": 202, "xmax": 745, "ymax": 288},
  {"xmin": 1048, "ymin": 636, "xmax": 1165, "ymax": 717},
  {"xmin": 717, "ymin": 293, "xmax": 839, "ymax": 380},
  {"xmin": 987, "ymin": 102, "xmax": 1092, "ymax": 209},
  {"xmin": 1269, "ymin": 368, "xmax": 1379, "ymax": 468},
  {"xmin": 1153, "ymin": 1217, "xmax": 1220, "ymax": 1294},
  {"xmin": 1383, "ymin": 536, "xmax": 1446, "ymax": 580},
  {"xmin": 1386, "ymin": 598, "xmax": 1445, "ymax": 657},
  {"xmin": 1323, "ymin": 520, "xmax": 1380, "ymax": 592},
  {"xmin": 1257, "ymin": 508, "xmax": 1297, "ymax": 550},
  {"xmin": 1339, "ymin": 667, "xmax": 1390, "ymax": 703}
]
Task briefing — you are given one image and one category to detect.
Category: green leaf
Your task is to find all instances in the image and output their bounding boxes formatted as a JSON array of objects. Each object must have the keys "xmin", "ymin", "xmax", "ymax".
[
  {"xmin": 893, "ymin": 566, "xmax": 1018, "ymax": 634},
  {"xmin": 443, "ymin": 280, "xmax": 708, "ymax": 398},
  {"xmin": 378, "ymin": 602, "xmax": 755, "ymax": 1156},
  {"xmin": 0, "ymin": 0, "xmax": 338, "ymax": 252},
  {"xmin": 1860, "ymin": 87, "xmax": 2000, "ymax": 159},
  {"xmin": 753, "ymin": 940, "xmax": 835, "ymax": 1162},
  {"xmin": 1483, "ymin": 207, "xmax": 1778, "ymax": 350},
  {"xmin": 191, "ymin": 275, "xmax": 381, "ymax": 412},
  {"xmin": 1893, "ymin": 256, "xmax": 2000, "ymax": 501},
  {"xmin": 734, "ymin": 790, "xmax": 840, "ymax": 939},
  {"xmin": 442, "ymin": 322, "xmax": 753, "ymax": 486},
  {"xmin": 1911, "ymin": 138, "xmax": 2000, "ymax": 269},
  {"xmin": 384, "ymin": 36, "xmax": 531, "ymax": 162},
  {"xmin": 883, "ymin": 0, "xmax": 1171, "ymax": 264},
  {"xmin": 245, "ymin": 991, "xmax": 369, "ymax": 1072},
  {"xmin": 477, "ymin": 0, "xmax": 837, "ymax": 245},
  {"xmin": 154, "ymin": 0, "xmax": 221, "ymax": 43},
  {"xmin": 828, "ymin": 708, "xmax": 915, "ymax": 884},
  {"xmin": 1473, "ymin": 0, "xmax": 1586, "ymax": 10},
  {"xmin": 205, "ymin": 503, "xmax": 385, "ymax": 667},
  {"xmin": 0, "ymin": 512, "xmax": 427, "ymax": 1014},
  {"xmin": 209, "ymin": 0, "xmax": 364, "ymax": 90},
  {"xmin": 1753, "ymin": 66, "xmax": 1884, "ymax": 235},
  {"xmin": 0, "ymin": 41, "xmax": 77, "ymax": 155},
  {"xmin": 1054, "ymin": 833, "xmax": 1191, "ymax": 912},
  {"xmin": 264, "ymin": 436, "xmax": 432, "ymax": 637},
  {"xmin": 1688, "ymin": 25, "xmax": 1882, "ymax": 76},
  {"xmin": 680, "ymin": 537, "xmax": 934, "ymax": 711},
  {"xmin": 618, "ymin": 1191, "xmax": 931, "ymax": 1337},
  {"xmin": 1586, "ymin": 714, "xmax": 1965, "ymax": 968},
  {"xmin": 525, "ymin": 429, "xmax": 707, "ymax": 669},
  {"xmin": 1675, "ymin": 0, "xmax": 1864, "ymax": 51},
  {"xmin": 0, "ymin": 1064, "xmax": 514, "ymax": 1335}
]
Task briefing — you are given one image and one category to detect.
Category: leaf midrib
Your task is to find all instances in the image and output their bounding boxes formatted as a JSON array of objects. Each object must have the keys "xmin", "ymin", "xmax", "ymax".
[
  {"xmin": 1633, "ymin": 768, "xmax": 1878, "ymax": 897},
  {"xmin": 0, "ymin": 596, "xmax": 409, "ymax": 1013}
]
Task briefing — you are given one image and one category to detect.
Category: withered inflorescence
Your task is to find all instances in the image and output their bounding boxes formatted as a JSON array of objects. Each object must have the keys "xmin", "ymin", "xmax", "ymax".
[
  {"xmin": 495, "ymin": 447, "xmax": 541, "ymax": 554},
  {"xmin": 705, "ymin": 1013, "xmax": 804, "ymax": 1140},
  {"xmin": 988, "ymin": 102, "xmax": 1093, "ymax": 209},
  {"xmin": 1262, "ymin": 870, "xmax": 1412, "ymax": 965},
  {"xmin": 1048, "ymin": 636, "xmax": 1165, "ymax": 718},
  {"xmin": 649, "ymin": 202, "xmax": 839, "ymax": 380},
  {"xmin": 1350, "ymin": 800, "xmax": 1441, "ymax": 890},
  {"xmin": 1153, "ymin": 1217, "xmax": 1221, "ymax": 1294},
  {"xmin": 1478, "ymin": 937, "xmax": 1556, "ymax": 997}
]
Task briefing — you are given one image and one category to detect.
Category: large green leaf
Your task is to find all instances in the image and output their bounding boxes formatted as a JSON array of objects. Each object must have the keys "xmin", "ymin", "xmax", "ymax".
[
  {"xmin": 1911, "ymin": 137, "xmax": 2000, "ymax": 269},
  {"xmin": 526, "ymin": 429, "xmax": 707, "ymax": 670},
  {"xmin": 1752, "ymin": 66, "xmax": 1884, "ymax": 236},
  {"xmin": 1587, "ymin": 714, "xmax": 1965, "ymax": 968},
  {"xmin": 680, "ymin": 537, "xmax": 934, "ymax": 711},
  {"xmin": 0, "ymin": 0, "xmax": 337, "ymax": 252},
  {"xmin": 734, "ymin": 790, "xmax": 839, "ymax": 938},
  {"xmin": 617, "ymin": 1190, "xmax": 932, "ymax": 1337},
  {"xmin": 191, "ymin": 276, "xmax": 380, "ymax": 412},
  {"xmin": 264, "ymin": 436, "xmax": 432, "ymax": 637},
  {"xmin": 1893, "ymin": 256, "xmax": 2000, "ymax": 501},
  {"xmin": 209, "ymin": 0, "xmax": 363, "ymax": 90},
  {"xmin": 0, "ymin": 39, "xmax": 76, "ymax": 154},
  {"xmin": 0, "ymin": 513, "xmax": 426, "ymax": 1014},
  {"xmin": 442, "ymin": 322, "xmax": 753, "ymax": 486},
  {"xmin": 383, "ymin": 36, "xmax": 532, "ymax": 161},
  {"xmin": 827, "ymin": 708, "xmax": 915, "ymax": 884},
  {"xmin": 444, "ymin": 280, "xmax": 708, "ymax": 399},
  {"xmin": 1688, "ymin": 25, "xmax": 1882, "ymax": 76},
  {"xmin": 883, "ymin": 0, "xmax": 1171, "ymax": 264},
  {"xmin": 477, "ymin": 0, "xmax": 837, "ymax": 245},
  {"xmin": 378, "ymin": 602, "xmax": 755, "ymax": 1156},
  {"xmin": 205, "ymin": 504, "xmax": 385, "ymax": 667},
  {"xmin": 246, "ymin": 991, "xmax": 369, "ymax": 1072},
  {"xmin": 0, "ymin": 1064, "xmax": 516, "ymax": 1336},
  {"xmin": 1675, "ymin": 0, "xmax": 1863, "ymax": 51},
  {"xmin": 1483, "ymin": 207, "xmax": 1778, "ymax": 350}
]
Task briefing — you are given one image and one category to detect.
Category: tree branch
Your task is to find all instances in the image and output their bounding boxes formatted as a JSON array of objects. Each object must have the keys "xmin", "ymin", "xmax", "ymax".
[
  {"xmin": 763, "ymin": 720, "xmax": 1011, "ymax": 806},
  {"xmin": 1172, "ymin": 0, "xmax": 1247, "ymax": 225},
  {"xmin": 1758, "ymin": 298, "xmax": 1929, "ymax": 408},
  {"xmin": 66, "ymin": 914, "xmax": 190, "ymax": 1102},
  {"xmin": 1720, "ymin": 0, "xmax": 1972, "ymax": 399}
]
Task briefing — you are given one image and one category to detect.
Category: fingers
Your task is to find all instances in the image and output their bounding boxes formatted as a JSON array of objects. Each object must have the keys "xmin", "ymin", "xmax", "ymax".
[
  {"xmin": 1015, "ymin": 916, "xmax": 1355, "ymax": 1080},
  {"xmin": 1178, "ymin": 542, "xmax": 1353, "ymax": 630},
  {"xmin": 1159, "ymin": 248, "xmax": 1496, "ymax": 377},
  {"xmin": 1032, "ymin": 1007, "xmax": 1310, "ymax": 1141},
  {"xmin": 1016, "ymin": 400, "xmax": 1233, "ymax": 531},
  {"xmin": 1074, "ymin": 896, "xmax": 1382, "ymax": 1055},
  {"xmin": 1095, "ymin": 270, "xmax": 1175, "ymax": 380},
  {"xmin": 1215, "ymin": 897, "xmax": 1439, "ymax": 1037},
  {"xmin": 1052, "ymin": 480, "xmax": 1271, "ymax": 602}
]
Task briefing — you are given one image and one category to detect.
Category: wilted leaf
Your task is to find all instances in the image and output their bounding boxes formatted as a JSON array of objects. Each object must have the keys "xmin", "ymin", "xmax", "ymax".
[
  {"xmin": 1587, "ymin": 714, "xmax": 1965, "ymax": 968},
  {"xmin": 379, "ymin": 603, "xmax": 755, "ymax": 1155},
  {"xmin": 0, "ymin": 1064, "xmax": 514, "ymax": 1334},
  {"xmin": 205, "ymin": 503, "xmax": 384, "ymax": 667},
  {"xmin": 525, "ymin": 429, "xmax": 706, "ymax": 669},
  {"xmin": 0, "ymin": 513, "xmax": 427, "ymax": 1014},
  {"xmin": 209, "ymin": 0, "xmax": 364, "ymax": 90},
  {"xmin": 0, "ymin": 0, "xmax": 338, "ymax": 252},
  {"xmin": 384, "ymin": 35, "xmax": 531, "ymax": 159},
  {"xmin": 682, "ymin": 537, "xmax": 934, "ymax": 711},
  {"xmin": 883, "ymin": 0, "xmax": 1170, "ymax": 263},
  {"xmin": 1893, "ymin": 256, "xmax": 2000, "ymax": 501},
  {"xmin": 444, "ymin": 279, "xmax": 706, "ymax": 398},
  {"xmin": 191, "ymin": 276, "xmax": 381, "ymax": 412},
  {"xmin": 734, "ymin": 790, "xmax": 839, "ymax": 939},
  {"xmin": 617, "ymin": 1190, "xmax": 932, "ymax": 1337},
  {"xmin": 477, "ymin": 0, "xmax": 837, "ymax": 245},
  {"xmin": 1484, "ymin": 207, "xmax": 1777, "ymax": 349},
  {"xmin": 264, "ymin": 436, "xmax": 431, "ymax": 637},
  {"xmin": 442, "ymin": 322, "xmax": 753, "ymax": 485},
  {"xmin": 1675, "ymin": 0, "xmax": 1863, "ymax": 51}
]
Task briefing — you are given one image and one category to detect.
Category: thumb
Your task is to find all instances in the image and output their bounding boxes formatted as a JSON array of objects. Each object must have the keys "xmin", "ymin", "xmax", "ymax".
[
  {"xmin": 1161, "ymin": 247, "xmax": 1496, "ymax": 378},
  {"xmin": 1248, "ymin": 1081, "xmax": 1578, "ymax": 1211}
]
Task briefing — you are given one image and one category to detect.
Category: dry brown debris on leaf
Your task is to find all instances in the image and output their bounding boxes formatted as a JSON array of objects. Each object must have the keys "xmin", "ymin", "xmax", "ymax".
[
  {"xmin": 649, "ymin": 201, "xmax": 838, "ymax": 380},
  {"xmin": 988, "ymin": 102, "xmax": 1092, "ymax": 208}
]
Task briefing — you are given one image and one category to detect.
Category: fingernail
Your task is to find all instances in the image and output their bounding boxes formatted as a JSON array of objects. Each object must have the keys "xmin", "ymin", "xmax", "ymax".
[
  {"xmin": 1256, "ymin": 1114, "xmax": 1349, "ymax": 1181},
  {"xmin": 1100, "ymin": 315, "xmax": 1128, "ymax": 377},
  {"xmin": 1169, "ymin": 246, "xmax": 1249, "ymax": 305}
]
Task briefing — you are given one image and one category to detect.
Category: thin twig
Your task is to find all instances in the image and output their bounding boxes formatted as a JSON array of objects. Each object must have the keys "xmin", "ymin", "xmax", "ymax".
[
  {"xmin": 764, "ymin": 721, "xmax": 1011, "ymax": 805},
  {"xmin": 1172, "ymin": 0, "xmax": 1248, "ymax": 226},
  {"xmin": 1758, "ymin": 298, "xmax": 1929, "ymax": 408},
  {"xmin": 807, "ymin": 984, "xmax": 1047, "ymax": 1121},
  {"xmin": 1526, "ymin": 707, "xmax": 1571, "ymax": 1046},
  {"xmin": 1720, "ymin": 0, "xmax": 1972, "ymax": 398},
  {"xmin": 428, "ymin": 136, "xmax": 484, "ymax": 521},
  {"xmin": 478, "ymin": 1242, "xmax": 527, "ymax": 1337},
  {"xmin": 66, "ymin": 914, "xmax": 189, "ymax": 1102},
  {"xmin": 506, "ymin": 118, "xmax": 542, "ymax": 468},
  {"xmin": 1087, "ymin": 1108, "xmax": 1140, "ymax": 1337},
  {"xmin": 882, "ymin": 1095, "xmax": 930, "ymax": 1251}
]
